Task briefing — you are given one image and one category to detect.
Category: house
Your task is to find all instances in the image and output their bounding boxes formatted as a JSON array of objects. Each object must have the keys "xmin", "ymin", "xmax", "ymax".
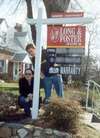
[
  {"xmin": 0, "ymin": 49, "xmax": 13, "ymax": 80},
  {"xmin": 0, "ymin": 19, "xmax": 33, "ymax": 81},
  {"xmin": 8, "ymin": 53, "xmax": 32, "ymax": 80},
  {"xmin": 0, "ymin": 49, "xmax": 32, "ymax": 81}
]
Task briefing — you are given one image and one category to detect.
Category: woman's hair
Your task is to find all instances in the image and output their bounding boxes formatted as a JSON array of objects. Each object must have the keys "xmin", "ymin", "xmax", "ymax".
[
  {"xmin": 25, "ymin": 68, "xmax": 34, "ymax": 75},
  {"xmin": 26, "ymin": 43, "xmax": 36, "ymax": 51}
]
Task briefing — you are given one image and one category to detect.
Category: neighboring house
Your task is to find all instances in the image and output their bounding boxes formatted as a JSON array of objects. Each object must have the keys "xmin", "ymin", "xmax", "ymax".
[
  {"xmin": 8, "ymin": 53, "xmax": 32, "ymax": 80},
  {"xmin": 0, "ymin": 20, "xmax": 33, "ymax": 81},
  {"xmin": 0, "ymin": 50, "xmax": 13, "ymax": 80},
  {"xmin": 0, "ymin": 1, "xmax": 47, "ymax": 80},
  {"xmin": 0, "ymin": 51, "xmax": 32, "ymax": 81},
  {"xmin": 6, "ymin": 22, "xmax": 33, "ymax": 53}
]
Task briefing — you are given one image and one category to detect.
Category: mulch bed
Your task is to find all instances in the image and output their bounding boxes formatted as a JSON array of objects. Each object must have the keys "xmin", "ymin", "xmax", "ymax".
[
  {"xmin": 0, "ymin": 112, "xmax": 28, "ymax": 123},
  {"xmin": 0, "ymin": 92, "xmax": 29, "ymax": 123}
]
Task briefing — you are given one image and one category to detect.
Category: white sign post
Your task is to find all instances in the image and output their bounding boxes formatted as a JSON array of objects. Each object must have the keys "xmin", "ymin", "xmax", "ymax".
[
  {"xmin": 27, "ymin": 7, "xmax": 94, "ymax": 119},
  {"xmin": 31, "ymin": 8, "xmax": 43, "ymax": 119}
]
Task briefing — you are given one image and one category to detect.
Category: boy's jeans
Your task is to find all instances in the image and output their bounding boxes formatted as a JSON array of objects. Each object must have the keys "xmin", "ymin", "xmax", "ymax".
[{"xmin": 44, "ymin": 75, "xmax": 63, "ymax": 99}]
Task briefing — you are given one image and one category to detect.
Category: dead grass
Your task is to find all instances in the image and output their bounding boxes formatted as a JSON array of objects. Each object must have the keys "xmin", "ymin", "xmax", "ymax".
[
  {"xmin": 36, "ymin": 97, "xmax": 82, "ymax": 134},
  {"xmin": 73, "ymin": 123, "xmax": 100, "ymax": 138}
]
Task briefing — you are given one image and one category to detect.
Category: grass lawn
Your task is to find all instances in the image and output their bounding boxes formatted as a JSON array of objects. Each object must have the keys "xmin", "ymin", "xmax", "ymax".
[
  {"xmin": 0, "ymin": 82, "xmax": 19, "ymax": 95},
  {"xmin": 0, "ymin": 82, "xmax": 45, "ymax": 96},
  {"xmin": 75, "ymin": 123, "xmax": 100, "ymax": 138},
  {"xmin": 0, "ymin": 83, "xmax": 87, "ymax": 99}
]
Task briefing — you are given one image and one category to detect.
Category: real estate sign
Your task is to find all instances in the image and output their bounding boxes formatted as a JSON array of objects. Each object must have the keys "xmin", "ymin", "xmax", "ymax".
[
  {"xmin": 47, "ymin": 25, "xmax": 86, "ymax": 48},
  {"xmin": 49, "ymin": 65, "xmax": 81, "ymax": 75}
]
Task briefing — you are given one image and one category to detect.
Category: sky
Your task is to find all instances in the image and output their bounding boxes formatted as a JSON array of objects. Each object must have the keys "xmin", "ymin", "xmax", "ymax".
[{"xmin": 70, "ymin": 0, "xmax": 100, "ymax": 61}]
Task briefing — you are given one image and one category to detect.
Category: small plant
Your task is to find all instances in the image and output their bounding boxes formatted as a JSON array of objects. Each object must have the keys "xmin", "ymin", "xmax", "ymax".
[
  {"xmin": 1, "ymin": 73, "xmax": 8, "ymax": 80},
  {"xmin": 42, "ymin": 97, "xmax": 82, "ymax": 134},
  {"xmin": 73, "ymin": 80, "xmax": 83, "ymax": 88},
  {"xmin": 80, "ymin": 92, "xmax": 95, "ymax": 107}
]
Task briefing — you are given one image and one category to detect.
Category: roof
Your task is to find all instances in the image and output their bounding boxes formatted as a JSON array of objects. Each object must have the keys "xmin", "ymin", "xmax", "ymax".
[
  {"xmin": 0, "ymin": 49, "xmax": 13, "ymax": 60},
  {"xmin": 12, "ymin": 53, "xmax": 27, "ymax": 62},
  {"xmin": 11, "ymin": 53, "xmax": 32, "ymax": 64},
  {"xmin": 0, "ymin": 53, "xmax": 12, "ymax": 60}
]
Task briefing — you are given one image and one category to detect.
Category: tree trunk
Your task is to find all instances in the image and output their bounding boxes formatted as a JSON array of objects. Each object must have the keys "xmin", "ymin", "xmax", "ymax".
[{"xmin": 25, "ymin": 0, "xmax": 36, "ymax": 44}]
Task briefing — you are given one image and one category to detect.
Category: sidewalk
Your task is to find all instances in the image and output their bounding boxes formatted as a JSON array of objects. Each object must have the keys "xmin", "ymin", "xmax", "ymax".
[{"xmin": 81, "ymin": 112, "xmax": 100, "ymax": 131}]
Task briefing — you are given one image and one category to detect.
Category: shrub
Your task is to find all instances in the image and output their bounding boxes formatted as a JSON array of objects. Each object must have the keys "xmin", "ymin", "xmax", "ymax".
[
  {"xmin": 0, "ymin": 73, "xmax": 8, "ymax": 80},
  {"xmin": 42, "ymin": 97, "xmax": 82, "ymax": 134},
  {"xmin": 73, "ymin": 80, "xmax": 83, "ymax": 88},
  {"xmin": 80, "ymin": 92, "xmax": 95, "ymax": 107}
]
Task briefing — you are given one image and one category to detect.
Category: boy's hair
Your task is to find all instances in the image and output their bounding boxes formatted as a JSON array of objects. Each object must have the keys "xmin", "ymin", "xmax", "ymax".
[{"xmin": 26, "ymin": 43, "xmax": 36, "ymax": 51}]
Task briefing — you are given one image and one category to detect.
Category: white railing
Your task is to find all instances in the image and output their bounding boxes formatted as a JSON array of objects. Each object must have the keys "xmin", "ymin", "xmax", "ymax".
[{"xmin": 86, "ymin": 80, "xmax": 100, "ymax": 116}]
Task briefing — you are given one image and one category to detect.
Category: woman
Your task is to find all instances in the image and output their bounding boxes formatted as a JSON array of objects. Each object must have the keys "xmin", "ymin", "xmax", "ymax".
[{"xmin": 18, "ymin": 68, "xmax": 34, "ymax": 116}]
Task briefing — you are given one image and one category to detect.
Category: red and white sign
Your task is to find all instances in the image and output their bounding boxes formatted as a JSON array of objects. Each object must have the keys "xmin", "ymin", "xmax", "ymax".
[
  {"xmin": 47, "ymin": 25, "xmax": 86, "ymax": 48},
  {"xmin": 51, "ymin": 12, "xmax": 84, "ymax": 18}
]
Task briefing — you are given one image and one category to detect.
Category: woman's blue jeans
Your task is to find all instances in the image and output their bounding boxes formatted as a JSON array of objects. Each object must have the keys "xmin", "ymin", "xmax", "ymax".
[
  {"xmin": 18, "ymin": 96, "xmax": 32, "ymax": 116},
  {"xmin": 44, "ymin": 75, "xmax": 63, "ymax": 99}
]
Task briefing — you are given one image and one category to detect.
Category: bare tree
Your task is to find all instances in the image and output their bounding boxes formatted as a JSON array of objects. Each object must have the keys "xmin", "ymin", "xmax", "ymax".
[{"xmin": 82, "ymin": 22, "xmax": 98, "ymax": 81}]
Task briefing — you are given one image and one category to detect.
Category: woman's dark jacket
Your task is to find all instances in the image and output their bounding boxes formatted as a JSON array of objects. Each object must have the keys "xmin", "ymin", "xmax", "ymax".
[{"xmin": 19, "ymin": 77, "xmax": 34, "ymax": 97}]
